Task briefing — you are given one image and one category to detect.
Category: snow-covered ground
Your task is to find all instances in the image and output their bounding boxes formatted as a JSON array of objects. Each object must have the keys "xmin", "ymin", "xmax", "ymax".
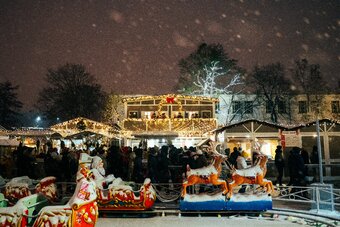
[{"xmin": 96, "ymin": 216, "xmax": 306, "ymax": 227}]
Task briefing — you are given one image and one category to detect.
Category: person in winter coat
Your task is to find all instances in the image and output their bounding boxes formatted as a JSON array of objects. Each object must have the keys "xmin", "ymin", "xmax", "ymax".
[
  {"xmin": 147, "ymin": 147, "xmax": 159, "ymax": 183},
  {"xmin": 188, "ymin": 149, "xmax": 208, "ymax": 169},
  {"xmin": 228, "ymin": 147, "xmax": 240, "ymax": 167},
  {"xmin": 288, "ymin": 147, "xmax": 306, "ymax": 186},
  {"xmin": 274, "ymin": 145, "xmax": 285, "ymax": 186},
  {"xmin": 236, "ymin": 150, "xmax": 249, "ymax": 193},
  {"xmin": 157, "ymin": 146, "xmax": 171, "ymax": 183}
]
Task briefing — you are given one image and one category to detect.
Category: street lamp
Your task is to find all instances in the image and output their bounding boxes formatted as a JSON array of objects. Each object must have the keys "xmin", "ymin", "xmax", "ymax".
[{"xmin": 36, "ymin": 116, "xmax": 41, "ymax": 127}]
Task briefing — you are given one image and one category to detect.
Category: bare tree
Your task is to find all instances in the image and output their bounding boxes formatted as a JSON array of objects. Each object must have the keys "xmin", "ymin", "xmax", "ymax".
[
  {"xmin": 177, "ymin": 43, "xmax": 246, "ymax": 125},
  {"xmin": 193, "ymin": 61, "xmax": 243, "ymax": 97},
  {"xmin": 37, "ymin": 63, "xmax": 106, "ymax": 123},
  {"xmin": 177, "ymin": 42, "xmax": 241, "ymax": 94},
  {"xmin": 292, "ymin": 59, "xmax": 329, "ymax": 120},
  {"xmin": 249, "ymin": 63, "xmax": 293, "ymax": 123}
]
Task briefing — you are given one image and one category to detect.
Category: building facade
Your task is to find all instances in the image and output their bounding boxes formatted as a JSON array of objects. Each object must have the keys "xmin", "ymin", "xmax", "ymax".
[
  {"xmin": 217, "ymin": 93, "xmax": 340, "ymax": 126},
  {"xmin": 120, "ymin": 94, "xmax": 218, "ymax": 148}
]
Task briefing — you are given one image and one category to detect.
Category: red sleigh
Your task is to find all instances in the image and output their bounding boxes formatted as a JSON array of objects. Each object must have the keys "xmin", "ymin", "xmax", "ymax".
[{"xmin": 81, "ymin": 154, "xmax": 156, "ymax": 211}]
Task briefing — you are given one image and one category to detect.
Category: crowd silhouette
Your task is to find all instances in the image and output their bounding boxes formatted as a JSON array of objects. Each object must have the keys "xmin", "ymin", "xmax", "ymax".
[{"xmin": 0, "ymin": 141, "xmax": 319, "ymax": 190}]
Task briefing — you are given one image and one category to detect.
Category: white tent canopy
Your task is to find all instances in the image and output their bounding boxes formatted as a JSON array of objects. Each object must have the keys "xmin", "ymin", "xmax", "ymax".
[{"xmin": 0, "ymin": 138, "xmax": 20, "ymax": 147}]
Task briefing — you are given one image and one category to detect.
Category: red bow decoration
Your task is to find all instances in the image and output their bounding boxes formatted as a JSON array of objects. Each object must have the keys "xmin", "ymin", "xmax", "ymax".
[{"xmin": 166, "ymin": 97, "xmax": 175, "ymax": 103}]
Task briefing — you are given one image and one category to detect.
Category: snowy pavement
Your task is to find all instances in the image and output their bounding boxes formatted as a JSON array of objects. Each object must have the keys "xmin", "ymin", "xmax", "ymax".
[{"xmin": 96, "ymin": 216, "xmax": 304, "ymax": 227}]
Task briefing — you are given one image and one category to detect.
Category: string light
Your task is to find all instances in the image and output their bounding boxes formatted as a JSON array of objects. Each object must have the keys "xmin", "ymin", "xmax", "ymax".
[
  {"xmin": 122, "ymin": 94, "xmax": 219, "ymax": 103},
  {"xmin": 50, "ymin": 117, "xmax": 119, "ymax": 139}
]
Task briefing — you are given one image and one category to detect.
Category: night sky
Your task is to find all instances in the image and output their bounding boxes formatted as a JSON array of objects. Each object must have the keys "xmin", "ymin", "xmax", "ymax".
[{"xmin": 0, "ymin": 0, "xmax": 339, "ymax": 110}]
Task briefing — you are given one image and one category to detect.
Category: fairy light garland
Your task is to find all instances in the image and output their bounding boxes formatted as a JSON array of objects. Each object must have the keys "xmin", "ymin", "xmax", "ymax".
[
  {"xmin": 50, "ymin": 117, "xmax": 119, "ymax": 138},
  {"xmin": 122, "ymin": 94, "xmax": 219, "ymax": 103}
]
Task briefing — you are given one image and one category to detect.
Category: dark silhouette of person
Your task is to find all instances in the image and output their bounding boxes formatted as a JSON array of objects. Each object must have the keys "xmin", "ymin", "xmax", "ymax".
[
  {"xmin": 106, "ymin": 145, "xmax": 122, "ymax": 177},
  {"xmin": 288, "ymin": 147, "xmax": 306, "ymax": 187},
  {"xmin": 228, "ymin": 147, "xmax": 240, "ymax": 167},
  {"xmin": 147, "ymin": 147, "xmax": 159, "ymax": 183},
  {"xmin": 22, "ymin": 147, "xmax": 36, "ymax": 179},
  {"xmin": 310, "ymin": 145, "xmax": 320, "ymax": 182},
  {"xmin": 16, "ymin": 142, "xmax": 25, "ymax": 176},
  {"xmin": 132, "ymin": 147, "xmax": 144, "ymax": 183},
  {"xmin": 188, "ymin": 149, "xmax": 208, "ymax": 169},
  {"xmin": 157, "ymin": 146, "xmax": 171, "ymax": 183},
  {"xmin": 274, "ymin": 145, "xmax": 285, "ymax": 186},
  {"xmin": 301, "ymin": 148, "xmax": 310, "ymax": 177},
  {"xmin": 310, "ymin": 145, "xmax": 319, "ymax": 164},
  {"xmin": 224, "ymin": 148, "xmax": 230, "ymax": 157}
]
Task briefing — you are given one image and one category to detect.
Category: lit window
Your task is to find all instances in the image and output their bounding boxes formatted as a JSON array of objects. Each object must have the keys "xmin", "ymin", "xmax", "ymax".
[
  {"xmin": 129, "ymin": 111, "xmax": 139, "ymax": 118},
  {"xmin": 201, "ymin": 111, "xmax": 211, "ymax": 118}
]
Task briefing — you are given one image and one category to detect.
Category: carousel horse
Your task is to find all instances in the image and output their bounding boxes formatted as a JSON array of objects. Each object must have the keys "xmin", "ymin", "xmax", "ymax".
[
  {"xmin": 226, "ymin": 155, "xmax": 274, "ymax": 199},
  {"xmin": 181, "ymin": 143, "xmax": 228, "ymax": 198}
]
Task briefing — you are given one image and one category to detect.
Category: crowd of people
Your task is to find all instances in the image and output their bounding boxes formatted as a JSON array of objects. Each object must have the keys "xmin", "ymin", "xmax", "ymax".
[
  {"xmin": 0, "ymin": 140, "xmax": 321, "ymax": 190},
  {"xmin": 274, "ymin": 145, "xmax": 320, "ymax": 188}
]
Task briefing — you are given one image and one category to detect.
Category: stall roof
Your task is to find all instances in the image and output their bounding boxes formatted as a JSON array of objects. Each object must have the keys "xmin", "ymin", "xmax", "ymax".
[
  {"xmin": 214, "ymin": 119, "xmax": 289, "ymax": 134},
  {"xmin": 50, "ymin": 117, "xmax": 120, "ymax": 139},
  {"xmin": 3, "ymin": 128, "xmax": 54, "ymax": 137},
  {"xmin": 288, "ymin": 118, "xmax": 340, "ymax": 130},
  {"xmin": 0, "ymin": 139, "xmax": 20, "ymax": 146}
]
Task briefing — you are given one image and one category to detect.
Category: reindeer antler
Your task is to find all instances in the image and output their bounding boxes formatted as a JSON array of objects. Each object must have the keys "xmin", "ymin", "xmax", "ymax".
[{"xmin": 207, "ymin": 141, "xmax": 222, "ymax": 155}]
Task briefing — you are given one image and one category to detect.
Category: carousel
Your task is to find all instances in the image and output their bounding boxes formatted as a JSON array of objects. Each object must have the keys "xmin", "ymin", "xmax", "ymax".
[
  {"xmin": 0, "ymin": 165, "xmax": 98, "ymax": 227},
  {"xmin": 179, "ymin": 141, "xmax": 273, "ymax": 211},
  {"xmin": 80, "ymin": 153, "xmax": 156, "ymax": 211}
]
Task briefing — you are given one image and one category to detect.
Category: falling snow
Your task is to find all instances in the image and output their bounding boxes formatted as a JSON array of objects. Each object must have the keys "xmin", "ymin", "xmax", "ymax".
[{"xmin": 0, "ymin": 0, "xmax": 338, "ymax": 109}]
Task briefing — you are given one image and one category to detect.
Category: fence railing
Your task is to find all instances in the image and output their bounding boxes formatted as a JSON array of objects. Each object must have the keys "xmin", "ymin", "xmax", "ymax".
[
  {"xmin": 133, "ymin": 182, "xmax": 339, "ymax": 214},
  {"xmin": 1, "ymin": 181, "xmax": 339, "ymax": 214}
]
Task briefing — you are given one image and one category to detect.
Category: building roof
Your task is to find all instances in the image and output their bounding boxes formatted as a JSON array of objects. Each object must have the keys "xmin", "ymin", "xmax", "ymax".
[
  {"xmin": 122, "ymin": 94, "xmax": 219, "ymax": 103},
  {"xmin": 215, "ymin": 118, "xmax": 340, "ymax": 134},
  {"xmin": 214, "ymin": 119, "xmax": 289, "ymax": 133},
  {"xmin": 287, "ymin": 118, "xmax": 340, "ymax": 130}
]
